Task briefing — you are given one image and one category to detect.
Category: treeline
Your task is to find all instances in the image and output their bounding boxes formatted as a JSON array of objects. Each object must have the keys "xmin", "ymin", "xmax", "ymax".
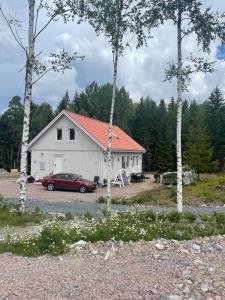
[{"xmin": 1, "ymin": 82, "xmax": 225, "ymax": 173}]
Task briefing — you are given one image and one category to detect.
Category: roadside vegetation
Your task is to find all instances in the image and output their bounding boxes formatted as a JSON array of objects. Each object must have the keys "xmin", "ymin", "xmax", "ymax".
[
  {"xmin": 0, "ymin": 196, "xmax": 47, "ymax": 227},
  {"xmin": 1, "ymin": 209, "xmax": 225, "ymax": 257},
  {"xmin": 97, "ymin": 174, "xmax": 225, "ymax": 206},
  {"xmin": 0, "ymin": 195, "xmax": 73, "ymax": 227}
]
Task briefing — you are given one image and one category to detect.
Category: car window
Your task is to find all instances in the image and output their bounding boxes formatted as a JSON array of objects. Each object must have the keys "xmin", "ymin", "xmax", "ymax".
[
  {"xmin": 52, "ymin": 174, "xmax": 65, "ymax": 179},
  {"xmin": 64, "ymin": 174, "xmax": 74, "ymax": 180}
]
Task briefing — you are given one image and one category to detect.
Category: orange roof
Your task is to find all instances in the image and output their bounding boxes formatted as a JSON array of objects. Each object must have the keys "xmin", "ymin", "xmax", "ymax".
[{"xmin": 65, "ymin": 111, "xmax": 145, "ymax": 152}]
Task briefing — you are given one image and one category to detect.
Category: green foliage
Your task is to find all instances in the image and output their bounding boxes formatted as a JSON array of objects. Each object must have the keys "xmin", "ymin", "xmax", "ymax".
[
  {"xmin": 0, "ymin": 96, "xmax": 23, "ymax": 170},
  {"xmin": 185, "ymin": 112, "xmax": 218, "ymax": 177},
  {"xmin": 206, "ymin": 87, "xmax": 225, "ymax": 170},
  {"xmin": 1, "ymin": 210, "xmax": 225, "ymax": 256},
  {"xmin": 0, "ymin": 197, "xmax": 47, "ymax": 227},
  {"xmin": 55, "ymin": 90, "xmax": 70, "ymax": 116}
]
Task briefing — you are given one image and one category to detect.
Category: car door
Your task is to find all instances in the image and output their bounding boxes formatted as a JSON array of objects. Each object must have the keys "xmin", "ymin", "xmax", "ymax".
[
  {"xmin": 63, "ymin": 174, "xmax": 77, "ymax": 190},
  {"xmin": 53, "ymin": 174, "xmax": 66, "ymax": 189}
]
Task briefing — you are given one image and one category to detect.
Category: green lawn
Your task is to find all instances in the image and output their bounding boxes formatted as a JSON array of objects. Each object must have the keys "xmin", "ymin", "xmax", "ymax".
[{"xmin": 97, "ymin": 173, "xmax": 225, "ymax": 206}]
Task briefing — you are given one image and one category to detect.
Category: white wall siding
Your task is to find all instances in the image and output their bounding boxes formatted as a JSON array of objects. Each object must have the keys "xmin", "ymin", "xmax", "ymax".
[
  {"xmin": 102, "ymin": 152, "xmax": 143, "ymax": 181},
  {"xmin": 30, "ymin": 115, "xmax": 100, "ymax": 152},
  {"xmin": 31, "ymin": 150, "xmax": 102, "ymax": 182}
]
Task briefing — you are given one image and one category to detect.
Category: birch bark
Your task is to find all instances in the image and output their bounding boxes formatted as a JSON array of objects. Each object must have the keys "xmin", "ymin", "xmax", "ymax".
[
  {"xmin": 107, "ymin": 49, "xmax": 119, "ymax": 209},
  {"xmin": 176, "ymin": 2, "xmax": 183, "ymax": 213},
  {"xmin": 19, "ymin": 0, "xmax": 35, "ymax": 214}
]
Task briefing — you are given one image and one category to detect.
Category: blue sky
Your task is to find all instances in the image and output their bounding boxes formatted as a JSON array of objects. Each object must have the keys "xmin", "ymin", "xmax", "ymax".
[{"xmin": 0, "ymin": 0, "xmax": 225, "ymax": 112}]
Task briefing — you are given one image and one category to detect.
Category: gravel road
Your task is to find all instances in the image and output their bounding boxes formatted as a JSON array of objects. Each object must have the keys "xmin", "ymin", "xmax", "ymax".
[
  {"xmin": 0, "ymin": 236, "xmax": 225, "ymax": 299},
  {"xmin": 6, "ymin": 197, "xmax": 225, "ymax": 215}
]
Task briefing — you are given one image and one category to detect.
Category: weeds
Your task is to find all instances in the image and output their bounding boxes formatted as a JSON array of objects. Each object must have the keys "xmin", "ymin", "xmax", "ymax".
[{"xmin": 1, "ymin": 210, "xmax": 225, "ymax": 257}]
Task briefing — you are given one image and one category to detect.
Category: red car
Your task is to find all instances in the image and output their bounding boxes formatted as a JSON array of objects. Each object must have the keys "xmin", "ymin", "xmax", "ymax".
[{"xmin": 42, "ymin": 173, "xmax": 97, "ymax": 193}]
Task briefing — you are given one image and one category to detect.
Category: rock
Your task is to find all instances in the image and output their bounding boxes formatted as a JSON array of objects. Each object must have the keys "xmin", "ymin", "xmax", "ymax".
[
  {"xmin": 69, "ymin": 240, "xmax": 88, "ymax": 249},
  {"xmin": 154, "ymin": 242, "xmax": 165, "ymax": 250},
  {"xmin": 104, "ymin": 250, "xmax": 111, "ymax": 260},
  {"xmin": 194, "ymin": 259, "xmax": 204, "ymax": 265},
  {"xmin": 206, "ymin": 298, "xmax": 214, "ymax": 300},
  {"xmin": 201, "ymin": 283, "xmax": 209, "ymax": 292},
  {"xmin": 182, "ymin": 286, "xmax": 190, "ymax": 295},
  {"xmin": 91, "ymin": 250, "xmax": 98, "ymax": 255},
  {"xmin": 169, "ymin": 295, "xmax": 182, "ymax": 300},
  {"xmin": 192, "ymin": 244, "xmax": 201, "ymax": 251},
  {"xmin": 207, "ymin": 267, "xmax": 214, "ymax": 273},
  {"xmin": 179, "ymin": 248, "xmax": 190, "ymax": 254}
]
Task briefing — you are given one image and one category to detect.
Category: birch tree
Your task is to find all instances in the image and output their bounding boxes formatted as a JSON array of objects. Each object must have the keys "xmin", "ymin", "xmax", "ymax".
[
  {"xmin": 146, "ymin": 0, "xmax": 219, "ymax": 212},
  {"xmin": 0, "ymin": 1, "xmax": 82, "ymax": 214},
  {"xmin": 68, "ymin": 0, "xmax": 160, "ymax": 208}
]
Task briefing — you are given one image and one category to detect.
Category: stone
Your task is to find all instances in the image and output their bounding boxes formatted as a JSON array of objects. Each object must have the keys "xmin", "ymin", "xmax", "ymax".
[
  {"xmin": 194, "ymin": 259, "xmax": 204, "ymax": 265},
  {"xmin": 169, "ymin": 295, "xmax": 182, "ymax": 300},
  {"xmin": 69, "ymin": 240, "xmax": 88, "ymax": 249},
  {"xmin": 182, "ymin": 286, "xmax": 190, "ymax": 295},
  {"xmin": 154, "ymin": 242, "xmax": 165, "ymax": 250},
  {"xmin": 192, "ymin": 244, "xmax": 201, "ymax": 251},
  {"xmin": 201, "ymin": 283, "xmax": 209, "ymax": 292}
]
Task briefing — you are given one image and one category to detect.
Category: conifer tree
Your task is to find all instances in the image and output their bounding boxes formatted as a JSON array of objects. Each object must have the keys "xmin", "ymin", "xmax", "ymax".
[
  {"xmin": 55, "ymin": 90, "xmax": 71, "ymax": 115},
  {"xmin": 185, "ymin": 116, "xmax": 217, "ymax": 179}
]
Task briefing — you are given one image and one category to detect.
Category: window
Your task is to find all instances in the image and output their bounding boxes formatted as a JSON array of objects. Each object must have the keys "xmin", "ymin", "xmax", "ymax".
[
  {"xmin": 69, "ymin": 128, "xmax": 75, "ymax": 141},
  {"xmin": 132, "ymin": 156, "xmax": 135, "ymax": 167},
  {"xmin": 126, "ymin": 156, "xmax": 130, "ymax": 167},
  {"xmin": 136, "ymin": 156, "xmax": 138, "ymax": 166},
  {"xmin": 56, "ymin": 128, "xmax": 62, "ymax": 141},
  {"xmin": 122, "ymin": 156, "xmax": 126, "ymax": 169},
  {"xmin": 52, "ymin": 174, "xmax": 65, "ymax": 179},
  {"xmin": 40, "ymin": 161, "xmax": 45, "ymax": 171}
]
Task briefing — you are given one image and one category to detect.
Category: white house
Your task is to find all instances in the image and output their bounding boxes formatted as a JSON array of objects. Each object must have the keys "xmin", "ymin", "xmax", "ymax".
[{"xmin": 28, "ymin": 110, "xmax": 145, "ymax": 183}]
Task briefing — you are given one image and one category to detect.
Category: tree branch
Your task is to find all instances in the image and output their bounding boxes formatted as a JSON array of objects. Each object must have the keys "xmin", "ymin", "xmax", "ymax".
[
  {"xmin": 34, "ymin": 13, "xmax": 57, "ymax": 40},
  {"xmin": 34, "ymin": 0, "xmax": 44, "ymax": 38},
  {"xmin": 32, "ymin": 67, "xmax": 54, "ymax": 85},
  {"xmin": 0, "ymin": 6, "xmax": 27, "ymax": 53}
]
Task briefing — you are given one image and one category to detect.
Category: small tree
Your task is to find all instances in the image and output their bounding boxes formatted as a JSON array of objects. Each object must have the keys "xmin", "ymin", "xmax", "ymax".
[
  {"xmin": 0, "ymin": 1, "xmax": 82, "ymax": 213},
  {"xmin": 185, "ymin": 118, "xmax": 217, "ymax": 179},
  {"xmin": 55, "ymin": 90, "xmax": 71, "ymax": 115},
  {"xmin": 146, "ymin": 0, "xmax": 220, "ymax": 212},
  {"xmin": 74, "ymin": 0, "xmax": 161, "ymax": 208}
]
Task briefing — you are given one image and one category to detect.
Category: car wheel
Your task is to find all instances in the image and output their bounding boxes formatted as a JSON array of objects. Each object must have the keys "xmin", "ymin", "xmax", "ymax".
[
  {"xmin": 79, "ymin": 185, "xmax": 87, "ymax": 193},
  {"xmin": 47, "ymin": 183, "xmax": 55, "ymax": 191}
]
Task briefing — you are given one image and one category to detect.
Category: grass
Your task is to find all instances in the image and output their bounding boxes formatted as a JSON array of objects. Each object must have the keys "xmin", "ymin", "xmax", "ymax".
[
  {"xmin": 1, "ymin": 209, "xmax": 225, "ymax": 257},
  {"xmin": 96, "ymin": 173, "xmax": 225, "ymax": 206},
  {"xmin": 0, "ymin": 196, "xmax": 47, "ymax": 227}
]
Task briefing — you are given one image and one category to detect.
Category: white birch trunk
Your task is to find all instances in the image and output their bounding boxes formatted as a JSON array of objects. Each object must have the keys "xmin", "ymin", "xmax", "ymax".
[
  {"xmin": 176, "ymin": 3, "xmax": 183, "ymax": 213},
  {"xmin": 19, "ymin": 0, "xmax": 35, "ymax": 214},
  {"xmin": 106, "ymin": 49, "xmax": 119, "ymax": 209}
]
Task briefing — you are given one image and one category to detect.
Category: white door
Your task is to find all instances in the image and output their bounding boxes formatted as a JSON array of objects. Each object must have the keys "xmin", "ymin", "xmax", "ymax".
[{"xmin": 53, "ymin": 156, "xmax": 63, "ymax": 174}]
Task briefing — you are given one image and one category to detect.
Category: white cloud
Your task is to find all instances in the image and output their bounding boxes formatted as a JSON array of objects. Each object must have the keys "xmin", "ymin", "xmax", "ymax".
[
  {"xmin": 32, "ymin": 67, "xmax": 79, "ymax": 107},
  {"xmin": 0, "ymin": 0, "xmax": 225, "ymax": 111}
]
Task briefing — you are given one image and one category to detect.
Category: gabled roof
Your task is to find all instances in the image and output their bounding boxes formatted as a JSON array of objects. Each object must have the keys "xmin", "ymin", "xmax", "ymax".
[
  {"xmin": 29, "ymin": 110, "xmax": 145, "ymax": 152},
  {"xmin": 65, "ymin": 111, "xmax": 145, "ymax": 152}
]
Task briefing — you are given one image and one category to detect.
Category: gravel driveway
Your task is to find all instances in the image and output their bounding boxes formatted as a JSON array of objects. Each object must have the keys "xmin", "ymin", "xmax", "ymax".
[
  {"xmin": 0, "ymin": 177, "xmax": 156, "ymax": 202},
  {"xmin": 0, "ymin": 236, "xmax": 225, "ymax": 299}
]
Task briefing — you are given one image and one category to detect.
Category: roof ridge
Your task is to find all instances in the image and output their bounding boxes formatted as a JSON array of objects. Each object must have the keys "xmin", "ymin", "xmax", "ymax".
[{"xmin": 65, "ymin": 110, "xmax": 113, "ymax": 126}]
